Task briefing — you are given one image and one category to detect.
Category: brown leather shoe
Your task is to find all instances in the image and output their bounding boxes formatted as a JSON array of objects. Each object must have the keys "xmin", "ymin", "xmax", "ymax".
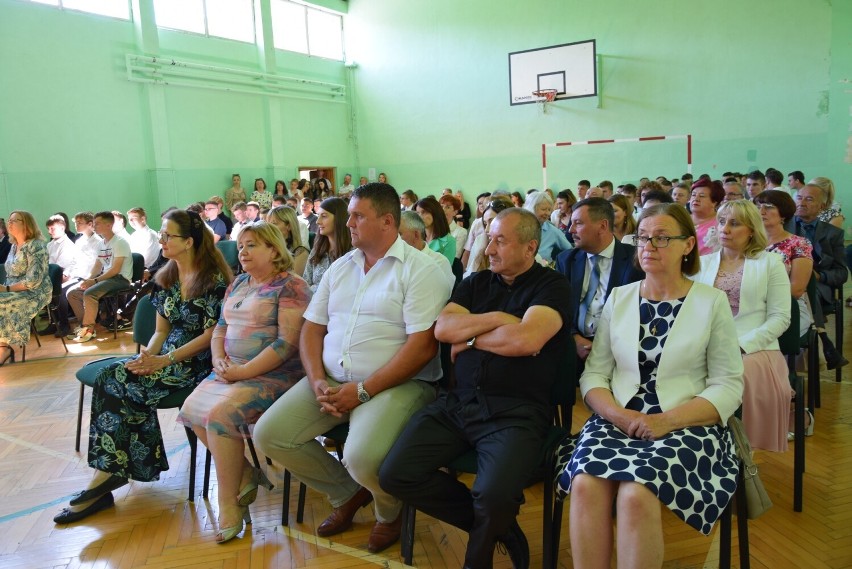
[
  {"xmin": 316, "ymin": 487, "xmax": 373, "ymax": 537},
  {"xmin": 367, "ymin": 514, "xmax": 403, "ymax": 553}
]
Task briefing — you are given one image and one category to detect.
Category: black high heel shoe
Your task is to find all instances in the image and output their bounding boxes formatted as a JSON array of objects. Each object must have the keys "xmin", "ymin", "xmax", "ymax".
[{"xmin": 0, "ymin": 346, "xmax": 15, "ymax": 366}]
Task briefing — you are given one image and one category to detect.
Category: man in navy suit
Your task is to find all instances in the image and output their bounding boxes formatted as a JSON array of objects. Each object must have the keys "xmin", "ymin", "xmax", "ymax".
[
  {"xmin": 556, "ymin": 197, "xmax": 644, "ymax": 364},
  {"xmin": 794, "ymin": 183, "xmax": 848, "ymax": 369}
]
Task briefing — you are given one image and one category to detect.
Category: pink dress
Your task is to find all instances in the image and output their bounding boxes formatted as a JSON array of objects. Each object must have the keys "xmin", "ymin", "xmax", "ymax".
[{"xmin": 713, "ymin": 266, "xmax": 792, "ymax": 452}]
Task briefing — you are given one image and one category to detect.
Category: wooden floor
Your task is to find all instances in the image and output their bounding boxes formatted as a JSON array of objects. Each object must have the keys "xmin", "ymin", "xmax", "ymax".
[{"xmin": 0, "ymin": 313, "xmax": 850, "ymax": 569}]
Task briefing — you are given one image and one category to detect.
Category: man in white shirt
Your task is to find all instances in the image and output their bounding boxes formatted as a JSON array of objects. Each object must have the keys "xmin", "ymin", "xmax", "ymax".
[
  {"xmin": 66, "ymin": 211, "xmax": 134, "ymax": 342},
  {"xmin": 255, "ymin": 183, "xmax": 452, "ymax": 555},
  {"xmin": 54, "ymin": 212, "xmax": 103, "ymax": 337},
  {"xmin": 46, "ymin": 215, "xmax": 76, "ymax": 270},
  {"xmin": 399, "ymin": 210, "xmax": 456, "ymax": 290},
  {"xmin": 338, "ymin": 173, "xmax": 355, "ymax": 197},
  {"xmin": 230, "ymin": 201, "xmax": 249, "ymax": 243},
  {"xmin": 127, "ymin": 207, "xmax": 161, "ymax": 268},
  {"xmin": 112, "ymin": 211, "xmax": 131, "ymax": 241}
]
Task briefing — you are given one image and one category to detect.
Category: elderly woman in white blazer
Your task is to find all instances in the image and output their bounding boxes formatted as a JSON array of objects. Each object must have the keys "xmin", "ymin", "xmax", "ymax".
[
  {"xmin": 694, "ymin": 199, "xmax": 792, "ymax": 452},
  {"xmin": 560, "ymin": 204, "xmax": 744, "ymax": 569}
]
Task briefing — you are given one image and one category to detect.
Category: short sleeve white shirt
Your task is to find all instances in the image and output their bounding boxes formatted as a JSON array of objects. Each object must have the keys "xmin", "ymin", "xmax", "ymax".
[
  {"xmin": 128, "ymin": 225, "xmax": 162, "ymax": 267},
  {"xmin": 100, "ymin": 234, "xmax": 134, "ymax": 281},
  {"xmin": 66, "ymin": 232, "xmax": 102, "ymax": 279},
  {"xmin": 304, "ymin": 236, "xmax": 452, "ymax": 384}
]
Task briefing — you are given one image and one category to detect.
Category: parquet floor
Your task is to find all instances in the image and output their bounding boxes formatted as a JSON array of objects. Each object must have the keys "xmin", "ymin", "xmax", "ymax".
[{"xmin": 0, "ymin": 313, "xmax": 850, "ymax": 569}]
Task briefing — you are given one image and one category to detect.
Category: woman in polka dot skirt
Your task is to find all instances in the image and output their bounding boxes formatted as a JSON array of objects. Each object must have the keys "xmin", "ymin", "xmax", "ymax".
[{"xmin": 559, "ymin": 204, "xmax": 744, "ymax": 569}]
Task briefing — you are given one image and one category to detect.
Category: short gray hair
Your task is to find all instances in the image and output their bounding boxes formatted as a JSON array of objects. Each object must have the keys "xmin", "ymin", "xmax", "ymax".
[
  {"xmin": 523, "ymin": 190, "xmax": 554, "ymax": 214},
  {"xmin": 400, "ymin": 210, "xmax": 426, "ymax": 239},
  {"xmin": 494, "ymin": 208, "xmax": 541, "ymax": 251}
]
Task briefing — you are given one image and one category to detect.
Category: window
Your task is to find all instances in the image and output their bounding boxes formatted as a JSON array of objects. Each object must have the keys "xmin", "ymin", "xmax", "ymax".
[
  {"xmin": 153, "ymin": 0, "xmax": 255, "ymax": 43},
  {"xmin": 271, "ymin": 0, "xmax": 344, "ymax": 61},
  {"xmin": 29, "ymin": 0, "xmax": 130, "ymax": 20}
]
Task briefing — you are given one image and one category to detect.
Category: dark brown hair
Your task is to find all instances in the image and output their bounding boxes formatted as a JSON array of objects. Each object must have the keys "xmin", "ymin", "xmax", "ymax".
[
  {"xmin": 310, "ymin": 197, "xmax": 352, "ymax": 265},
  {"xmin": 155, "ymin": 210, "xmax": 233, "ymax": 297},
  {"xmin": 415, "ymin": 196, "xmax": 450, "ymax": 239}
]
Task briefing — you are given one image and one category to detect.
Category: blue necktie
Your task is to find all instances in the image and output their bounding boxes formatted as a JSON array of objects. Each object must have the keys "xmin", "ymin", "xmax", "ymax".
[{"xmin": 578, "ymin": 255, "xmax": 600, "ymax": 333}]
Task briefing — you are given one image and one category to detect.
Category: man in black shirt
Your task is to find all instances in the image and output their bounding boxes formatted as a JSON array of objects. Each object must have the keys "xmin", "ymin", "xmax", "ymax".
[{"xmin": 380, "ymin": 208, "xmax": 571, "ymax": 569}]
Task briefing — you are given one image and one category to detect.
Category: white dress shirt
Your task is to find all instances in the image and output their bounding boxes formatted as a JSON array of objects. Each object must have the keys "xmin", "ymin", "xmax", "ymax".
[
  {"xmin": 304, "ymin": 236, "xmax": 452, "ymax": 384},
  {"xmin": 65, "ymin": 232, "xmax": 102, "ymax": 280},
  {"xmin": 47, "ymin": 235, "xmax": 76, "ymax": 269}
]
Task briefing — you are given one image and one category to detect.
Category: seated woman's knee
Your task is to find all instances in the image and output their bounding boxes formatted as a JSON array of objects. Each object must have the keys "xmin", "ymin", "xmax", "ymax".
[{"xmin": 617, "ymin": 482, "xmax": 659, "ymax": 520}]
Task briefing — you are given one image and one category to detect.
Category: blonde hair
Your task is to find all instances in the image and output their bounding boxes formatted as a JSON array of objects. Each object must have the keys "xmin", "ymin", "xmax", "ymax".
[
  {"xmin": 8, "ymin": 210, "xmax": 44, "ymax": 245},
  {"xmin": 266, "ymin": 205, "xmax": 305, "ymax": 252},
  {"xmin": 715, "ymin": 200, "xmax": 768, "ymax": 258},
  {"xmin": 239, "ymin": 221, "xmax": 294, "ymax": 273}
]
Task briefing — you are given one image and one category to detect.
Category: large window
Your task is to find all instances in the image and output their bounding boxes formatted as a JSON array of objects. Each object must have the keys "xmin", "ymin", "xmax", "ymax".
[
  {"xmin": 153, "ymin": 0, "xmax": 256, "ymax": 44},
  {"xmin": 271, "ymin": 0, "xmax": 344, "ymax": 61},
  {"xmin": 29, "ymin": 0, "xmax": 130, "ymax": 20}
]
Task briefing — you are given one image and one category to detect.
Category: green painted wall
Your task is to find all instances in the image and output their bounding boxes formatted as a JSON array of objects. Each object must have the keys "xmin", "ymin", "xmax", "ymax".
[
  {"xmin": 0, "ymin": 0, "xmax": 848, "ymax": 233},
  {"xmin": 0, "ymin": 0, "xmax": 354, "ymax": 223},
  {"xmin": 344, "ymin": 0, "xmax": 847, "ymax": 226}
]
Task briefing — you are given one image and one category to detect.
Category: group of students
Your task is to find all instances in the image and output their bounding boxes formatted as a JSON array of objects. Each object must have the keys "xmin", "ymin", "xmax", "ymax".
[{"xmin": 0, "ymin": 169, "xmax": 846, "ymax": 568}]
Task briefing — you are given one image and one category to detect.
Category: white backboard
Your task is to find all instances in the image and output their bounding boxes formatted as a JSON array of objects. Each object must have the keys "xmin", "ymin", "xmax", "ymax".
[{"xmin": 509, "ymin": 40, "xmax": 597, "ymax": 106}]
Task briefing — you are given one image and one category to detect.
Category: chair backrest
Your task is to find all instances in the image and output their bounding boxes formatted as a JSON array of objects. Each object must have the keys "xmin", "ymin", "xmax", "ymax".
[
  {"xmin": 216, "ymin": 240, "xmax": 239, "ymax": 272},
  {"xmin": 133, "ymin": 294, "xmax": 157, "ymax": 347},
  {"xmin": 130, "ymin": 253, "xmax": 145, "ymax": 282},
  {"xmin": 777, "ymin": 295, "xmax": 801, "ymax": 357},
  {"xmin": 552, "ymin": 334, "xmax": 578, "ymax": 427},
  {"xmin": 308, "ymin": 232, "xmax": 316, "ymax": 249},
  {"xmin": 451, "ymin": 258, "xmax": 464, "ymax": 291}
]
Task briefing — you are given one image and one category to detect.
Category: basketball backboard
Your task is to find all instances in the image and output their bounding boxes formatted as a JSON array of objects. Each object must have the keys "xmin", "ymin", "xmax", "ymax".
[{"xmin": 508, "ymin": 40, "xmax": 597, "ymax": 106}]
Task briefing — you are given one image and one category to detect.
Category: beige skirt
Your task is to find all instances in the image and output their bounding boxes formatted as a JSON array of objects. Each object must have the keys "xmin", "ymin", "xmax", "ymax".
[{"xmin": 741, "ymin": 350, "xmax": 793, "ymax": 452}]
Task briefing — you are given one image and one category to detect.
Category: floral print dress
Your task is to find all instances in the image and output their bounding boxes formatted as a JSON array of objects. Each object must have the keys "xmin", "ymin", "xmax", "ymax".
[
  {"xmin": 87, "ymin": 276, "xmax": 226, "ymax": 481},
  {"xmin": 0, "ymin": 239, "xmax": 52, "ymax": 345}
]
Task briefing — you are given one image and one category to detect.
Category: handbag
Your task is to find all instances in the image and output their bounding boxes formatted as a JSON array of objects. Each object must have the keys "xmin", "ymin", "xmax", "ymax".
[{"xmin": 727, "ymin": 416, "xmax": 773, "ymax": 519}]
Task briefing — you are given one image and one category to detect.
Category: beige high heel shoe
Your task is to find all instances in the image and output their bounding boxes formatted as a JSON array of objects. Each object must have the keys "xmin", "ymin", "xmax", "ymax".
[
  {"xmin": 237, "ymin": 467, "xmax": 274, "ymax": 507},
  {"xmin": 216, "ymin": 505, "xmax": 251, "ymax": 544}
]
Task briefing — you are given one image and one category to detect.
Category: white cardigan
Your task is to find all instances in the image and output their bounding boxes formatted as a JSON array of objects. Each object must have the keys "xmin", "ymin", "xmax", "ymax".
[
  {"xmin": 693, "ymin": 251, "xmax": 791, "ymax": 354},
  {"xmin": 580, "ymin": 280, "xmax": 744, "ymax": 424}
]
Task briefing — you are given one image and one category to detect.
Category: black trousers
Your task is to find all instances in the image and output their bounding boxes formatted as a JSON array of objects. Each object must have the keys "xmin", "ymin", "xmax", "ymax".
[{"xmin": 379, "ymin": 396, "xmax": 549, "ymax": 569}]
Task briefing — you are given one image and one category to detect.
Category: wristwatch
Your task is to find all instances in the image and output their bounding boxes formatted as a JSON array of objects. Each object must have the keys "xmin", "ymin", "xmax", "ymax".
[
  {"xmin": 356, "ymin": 382, "xmax": 371, "ymax": 403},
  {"xmin": 466, "ymin": 336, "xmax": 477, "ymax": 348}
]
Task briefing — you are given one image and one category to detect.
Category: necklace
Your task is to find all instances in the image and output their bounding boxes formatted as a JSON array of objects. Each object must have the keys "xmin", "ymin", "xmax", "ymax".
[{"xmin": 233, "ymin": 273, "xmax": 276, "ymax": 309}]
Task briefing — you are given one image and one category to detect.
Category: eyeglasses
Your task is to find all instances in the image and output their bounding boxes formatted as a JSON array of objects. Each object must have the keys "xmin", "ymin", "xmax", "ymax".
[
  {"xmin": 158, "ymin": 231, "xmax": 187, "ymax": 242},
  {"xmin": 725, "ymin": 193, "xmax": 744, "ymax": 199},
  {"xmin": 631, "ymin": 235, "xmax": 690, "ymax": 248},
  {"xmin": 756, "ymin": 203, "xmax": 777, "ymax": 211},
  {"xmin": 7, "ymin": 218, "xmax": 23, "ymax": 224}
]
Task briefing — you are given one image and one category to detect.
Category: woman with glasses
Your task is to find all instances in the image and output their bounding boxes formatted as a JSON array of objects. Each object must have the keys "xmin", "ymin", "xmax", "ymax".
[
  {"xmin": 689, "ymin": 179, "xmax": 724, "ymax": 255},
  {"xmin": 694, "ymin": 200, "xmax": 792, "ymax": 452},
  {"xmin": 0, "ymin": 211, "xmax": 51, "ymax": 366},
  {"xmin": 559, "ymin": 203, "xmax": 743, "ymax": 568},
  {"xmin": 54, "ymin": 210, "xmax": 233, "ymax": 524}
]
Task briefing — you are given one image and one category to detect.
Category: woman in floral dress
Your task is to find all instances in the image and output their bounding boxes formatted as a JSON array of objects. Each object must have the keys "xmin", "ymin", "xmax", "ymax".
[
  {"xmin": 54, "ymin": 210, "xmax": 233, "ymax": 524},
  {"xmin": 0, "ymin": 211, "xmax": 52, "ymax": 365}
]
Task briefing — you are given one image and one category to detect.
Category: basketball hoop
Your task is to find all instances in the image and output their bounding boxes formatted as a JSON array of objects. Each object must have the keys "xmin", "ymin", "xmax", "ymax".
[{"xmin": 532, "ymin": 89, "xmax": 558, "ymax": 103}]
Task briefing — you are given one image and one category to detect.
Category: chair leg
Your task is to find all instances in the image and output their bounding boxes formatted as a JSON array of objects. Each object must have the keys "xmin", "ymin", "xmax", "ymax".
[
  {"xmin": 75, "ymin": 383, "xmax": 86, "ymax": 452},
  {"xmin": 834, "ymin": 299, "xmax": 843, "ymax": 383},
  {"xmin": 203, "ymin": 449, "xmax": 212, "ymax": 500},
  {"xmin": 794, "ymin": 374, "xmax": 805, "ymax": 512},
  {"xmin": 719, "ymin": 497, "xmax": 732, "ymax": 569},
  {"xmin": 184, "ymin": 427, "xmax": 198, "ymax": 502},
  {"xmin": 297, "ymin": 482, "xmax": 307, "ymax": 523},
  {"xmin": 30, "ymin": 320, "xmax": 42, "ymax": 347},
  {"xmin": 401, "ymin": 504, "xmax": 416, "ymax": 565},
  {"xmin": 735, "ymin": 472, "xmax": 750, "ymax": 569},
  {"xmin": 246, "ymin": 435, "xmax": 262, "ymax": 470},
  {"xmin": 282, "ymin": 470, "xmax": 291, "ymax": 526}
]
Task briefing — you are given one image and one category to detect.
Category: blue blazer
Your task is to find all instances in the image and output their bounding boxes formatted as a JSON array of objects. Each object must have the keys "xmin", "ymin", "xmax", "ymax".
[
  {"xmin": 794, "ymin": 218, "xmax": 847, "ymax": 306},
  {"xmin": 555, "ymin": 238, "xmax": 645, "ymax": 336}
]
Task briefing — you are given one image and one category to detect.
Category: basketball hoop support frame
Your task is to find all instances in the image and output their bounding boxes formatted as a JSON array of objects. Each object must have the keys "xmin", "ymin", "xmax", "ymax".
[{"xmin": 540, "ymin": 134, "xmax": 692, "ymax": 189}]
